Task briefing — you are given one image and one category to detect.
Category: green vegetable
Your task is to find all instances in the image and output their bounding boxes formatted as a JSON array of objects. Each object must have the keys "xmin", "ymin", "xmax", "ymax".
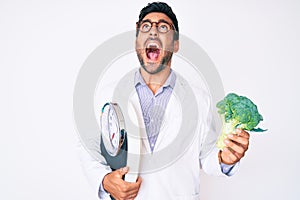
[{"xmin": 216, "ymin": 93, "xmax": 266, "ymax": 149}]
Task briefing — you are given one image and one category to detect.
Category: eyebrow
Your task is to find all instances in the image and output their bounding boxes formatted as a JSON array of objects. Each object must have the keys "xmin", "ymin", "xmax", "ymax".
[{"xmin": 141, "ymin": 19, "xmax": 171, "ymax": 24}]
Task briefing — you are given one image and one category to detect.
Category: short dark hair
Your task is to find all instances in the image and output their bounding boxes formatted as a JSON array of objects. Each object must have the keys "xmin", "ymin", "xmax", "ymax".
[{"xmin": 137, "ymin": 2, "xmax": 179, "ymax": 40}]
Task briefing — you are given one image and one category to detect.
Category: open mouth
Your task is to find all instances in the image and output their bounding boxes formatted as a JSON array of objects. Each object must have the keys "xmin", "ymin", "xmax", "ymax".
[{"xmin": 146, "ymin": 43, "xmax": 161, "ymax": 61}]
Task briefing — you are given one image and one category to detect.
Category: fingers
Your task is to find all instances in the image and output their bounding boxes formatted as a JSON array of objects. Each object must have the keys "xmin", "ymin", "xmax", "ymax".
[
  {"xmin": 228, "ymin": 129, "xmax": 250, "ymax": 148},
  {"xmin": 103, "ymin": 169, "xmax": 142, "ymax": 200},
  {"xmin": 220, "ymin": 129, "xmax": 250, "ymax": 165},
  {"xmin": 235, "ymin": 129, "xmax": 250, "ymax": 138},
  {"xmin": 221, "ymin": 147, "xmax": 239, "ymax": 164},
  {"xmin": 115, "ymin": 177, "xmax": 142, "ymax": 200},
  {"xmin": 117, "ymin": 167, "xmax": 129, "ymax": 177},
  {"xmin": 224, "ymin": 139, "xmax": 245, "ymax": 154}
]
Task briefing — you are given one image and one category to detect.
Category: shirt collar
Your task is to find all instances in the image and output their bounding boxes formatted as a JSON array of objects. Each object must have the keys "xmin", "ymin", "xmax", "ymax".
[{"xmin": 134, "ymin": 68, "xmax": 176, "ymax": 89}]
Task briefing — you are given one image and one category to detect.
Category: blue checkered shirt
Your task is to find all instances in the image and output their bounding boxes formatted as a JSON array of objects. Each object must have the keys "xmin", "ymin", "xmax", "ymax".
[{"xmin": 134, "ymin": 69, "xmax": 176, "ymax": 152}]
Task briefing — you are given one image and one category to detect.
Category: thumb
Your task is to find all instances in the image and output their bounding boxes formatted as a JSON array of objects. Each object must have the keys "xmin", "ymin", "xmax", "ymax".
[{"xmin": 117, "ymin": 166, "xmax": 129, "ymax": 177}]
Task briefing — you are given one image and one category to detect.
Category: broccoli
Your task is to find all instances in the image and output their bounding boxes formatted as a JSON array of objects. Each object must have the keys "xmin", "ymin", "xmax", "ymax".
[{"xmin": 216, "ymin": 93, "xmax": 266, "ymax": 149}]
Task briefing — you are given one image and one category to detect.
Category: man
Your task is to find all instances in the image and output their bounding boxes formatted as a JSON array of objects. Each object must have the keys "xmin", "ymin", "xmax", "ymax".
[{"xmin": 80, "ymin": 2, "xmax": 250, "ymax": 200}]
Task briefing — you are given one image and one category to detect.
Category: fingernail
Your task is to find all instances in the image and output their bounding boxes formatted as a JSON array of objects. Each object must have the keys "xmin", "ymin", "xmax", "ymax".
[
  {"xmin": 122, "ymin": 167, "xmax": 129, "ymax": 172},
  {"xmin": 236, "ymin": 129, "xmax": 241, "ymax": 133},
  {"xmin": 228, "ymin": 134, "xmax": 233, "ymax": 138},
  {"xmin": 224, "ymin": 139, "xmax": 230, "ymax": 144}
]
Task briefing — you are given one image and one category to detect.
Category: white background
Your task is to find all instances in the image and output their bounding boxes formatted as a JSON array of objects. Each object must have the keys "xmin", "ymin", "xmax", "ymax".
[{"xmin": 2, "ymin": 0, "xmax": 299, "ymax": 199}]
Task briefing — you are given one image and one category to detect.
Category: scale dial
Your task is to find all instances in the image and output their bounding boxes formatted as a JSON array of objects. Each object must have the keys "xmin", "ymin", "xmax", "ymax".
[{"xmin": 101, "ymin": 103, "xmax": 126, "ymax": 156}]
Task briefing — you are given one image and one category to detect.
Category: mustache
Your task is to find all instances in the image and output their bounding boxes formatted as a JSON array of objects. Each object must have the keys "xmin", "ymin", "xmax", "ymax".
[{"xmin": 143, "ymin": 38, "xmax": 162, "ymax": 48}]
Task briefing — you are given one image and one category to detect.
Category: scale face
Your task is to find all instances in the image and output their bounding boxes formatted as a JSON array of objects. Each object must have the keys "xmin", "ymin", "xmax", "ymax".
[
  {"xmin": 101, "ymin": 103, "xmax": 126, "ymax": 156},
  {"xmin": 100, "ymin": 102, "xmax": 140, "ymax": 183}
]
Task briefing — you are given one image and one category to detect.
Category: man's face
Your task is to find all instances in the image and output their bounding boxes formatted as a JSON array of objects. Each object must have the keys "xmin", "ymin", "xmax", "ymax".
[{"xmin": 135, "ymin": 12, "xmax": 179, "ymax": 75}]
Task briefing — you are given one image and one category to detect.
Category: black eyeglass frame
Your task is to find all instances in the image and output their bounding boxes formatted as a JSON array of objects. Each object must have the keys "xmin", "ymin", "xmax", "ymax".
[{"xmin": 136, "ymin": 19, "xmax": 177, "ymax": 34}]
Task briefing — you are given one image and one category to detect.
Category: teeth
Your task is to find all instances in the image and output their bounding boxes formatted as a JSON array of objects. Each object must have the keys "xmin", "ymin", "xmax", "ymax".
[{"xmin": 147, "ymin": 43, "xmax": 159, "ymax": 48}]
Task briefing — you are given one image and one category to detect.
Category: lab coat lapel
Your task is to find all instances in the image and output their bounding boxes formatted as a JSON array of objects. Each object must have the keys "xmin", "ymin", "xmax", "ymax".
[
  {"xmin": 153, "ymin": 74, "xmax": 187, "ymax": 152},
  {"xmin": 129, "ymin": 92, "xmax": 152, "ymax": 153},
  {"xmin": 128, "ymin": 71, "xmax": 187, "ymax": 153}
]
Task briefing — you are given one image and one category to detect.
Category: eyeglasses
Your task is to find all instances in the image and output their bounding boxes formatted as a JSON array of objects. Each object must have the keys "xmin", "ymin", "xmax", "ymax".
[{"xmin": 137, "ymin": 19, "xmax": 176, "ymax": 33}]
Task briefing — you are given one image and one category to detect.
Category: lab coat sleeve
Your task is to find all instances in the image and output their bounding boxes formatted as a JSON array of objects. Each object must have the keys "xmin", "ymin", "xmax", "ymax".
[{"xmin": 77, "ymin": 139, "xmax": 112, "ymax": 199}]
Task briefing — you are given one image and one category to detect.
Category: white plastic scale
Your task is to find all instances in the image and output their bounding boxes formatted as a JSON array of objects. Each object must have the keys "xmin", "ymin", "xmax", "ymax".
[{"xmin": 100, "ymin": 102, "xmax": 141, "ymax": 182}]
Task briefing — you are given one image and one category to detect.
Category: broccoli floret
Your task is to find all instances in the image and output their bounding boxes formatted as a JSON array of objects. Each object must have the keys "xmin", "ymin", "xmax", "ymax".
[{"xmin": 216, "ymin": 93, "xmax": 266, "ymax": 149}]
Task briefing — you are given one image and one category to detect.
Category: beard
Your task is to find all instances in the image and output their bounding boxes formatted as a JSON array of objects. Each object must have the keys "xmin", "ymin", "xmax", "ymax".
[{"xmin": 136, "ymin": 50, "xmax": 173, "ymax": 75}]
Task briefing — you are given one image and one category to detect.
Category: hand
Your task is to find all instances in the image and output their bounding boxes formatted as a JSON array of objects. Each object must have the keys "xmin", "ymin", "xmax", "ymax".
[
  {"xmin": 219, "ymin": 129, "xmax": 250, "ymax": 165},
  {"xmin": 102, "ymin": 167, "xmax": 142, "ymax": 200}
]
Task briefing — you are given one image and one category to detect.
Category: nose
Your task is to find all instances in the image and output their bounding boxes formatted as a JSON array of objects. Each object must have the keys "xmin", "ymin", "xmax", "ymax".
[{"xmin": 149, "ymin": 23, "xmax": 158, "ymax": 37}]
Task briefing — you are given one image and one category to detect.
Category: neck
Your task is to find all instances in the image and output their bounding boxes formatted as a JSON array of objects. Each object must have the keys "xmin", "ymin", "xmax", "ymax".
[{"xmin": 140, "ymin": 67, "xmax": 171, "ymax": 94}]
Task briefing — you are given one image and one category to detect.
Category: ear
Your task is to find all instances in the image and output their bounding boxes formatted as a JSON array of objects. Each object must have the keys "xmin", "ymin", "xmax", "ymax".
[
  {"xmin": 173, "ymin": 40, "xmax": 179, "ymax": 53},
  {"xmin": 136, "ymin": 22, "xmax": 139, "ymax": 37},
  {"xmin": 136, "ymin": 22, "xmax": 139, "ymax": 30}
]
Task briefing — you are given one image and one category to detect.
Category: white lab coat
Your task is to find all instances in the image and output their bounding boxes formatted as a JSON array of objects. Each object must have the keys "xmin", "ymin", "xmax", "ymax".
[{"xmin": 78, "ymin": 69, "xmax": 238, "ymax": 200}]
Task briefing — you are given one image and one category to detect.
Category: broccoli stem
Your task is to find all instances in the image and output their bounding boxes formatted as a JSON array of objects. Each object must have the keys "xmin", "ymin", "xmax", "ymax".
[{"xmin": 216, "ymin": 116, "xmax": 240, "ymax": 150}]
